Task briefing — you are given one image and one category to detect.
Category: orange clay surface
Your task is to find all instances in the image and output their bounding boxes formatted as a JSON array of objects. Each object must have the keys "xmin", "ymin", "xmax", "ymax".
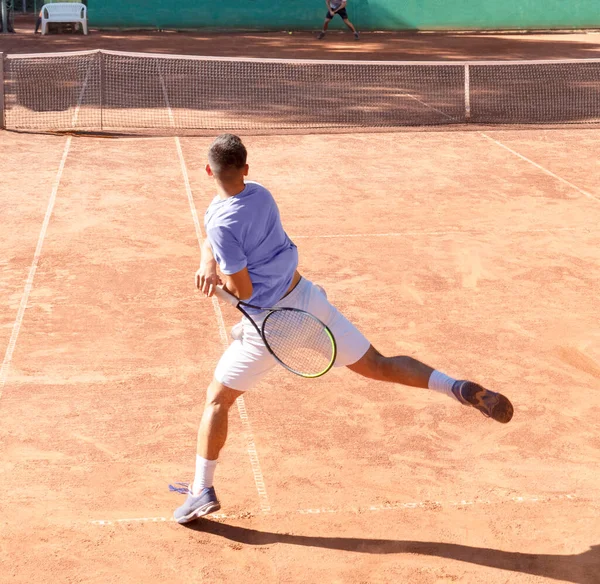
[
  {"xmin": 2, "ymin": 14, "xmax": 600, "ymax": 61},
  {"xmin": 1, "ymin": 127, "xmax": 599, "ymax": 584},
  {"xmin": 1, "ymin": 20, "xmax": 600, "ymax": 584}
]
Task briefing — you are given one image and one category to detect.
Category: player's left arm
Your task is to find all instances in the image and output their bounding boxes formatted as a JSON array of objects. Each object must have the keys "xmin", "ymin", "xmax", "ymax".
[
  {"xmin": 196, "ymin": 239, "xmax": 222, "ymax": 296},
  {"xmin": 205, "ymin": 225, "xmax": 253, "ymax": 301}
]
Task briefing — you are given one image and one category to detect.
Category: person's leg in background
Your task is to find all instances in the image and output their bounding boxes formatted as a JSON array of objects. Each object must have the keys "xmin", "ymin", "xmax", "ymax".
[{"xmin": 317, "ymin": 12, "xmax": 334, "ymax": 39}]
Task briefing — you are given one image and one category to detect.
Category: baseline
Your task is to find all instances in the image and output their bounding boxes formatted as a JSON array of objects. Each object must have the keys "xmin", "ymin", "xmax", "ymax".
[{"xmin": 90, "ymin": 492, "xmax": 580, "ymax": 526}]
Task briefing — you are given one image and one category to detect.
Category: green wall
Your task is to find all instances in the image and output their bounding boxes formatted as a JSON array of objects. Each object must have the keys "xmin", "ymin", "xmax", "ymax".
[{"xmin": 88, "ymin": 0, "xmax": 600, "ymax": 31}]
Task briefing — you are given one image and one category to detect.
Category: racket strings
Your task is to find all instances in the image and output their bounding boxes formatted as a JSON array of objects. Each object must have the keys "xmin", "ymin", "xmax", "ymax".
[{"xmin": 262, "ymin": 309, "xmax": 335, "ymax": 376}]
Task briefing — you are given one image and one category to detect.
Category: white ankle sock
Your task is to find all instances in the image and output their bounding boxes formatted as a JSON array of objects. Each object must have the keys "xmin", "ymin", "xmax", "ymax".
[
  {"xmin": 192, "ymin": 455, "xmax": 218, "ymax": 495},
  {"xmin": 428, "ymin": 370, "xmax": 458, "ymax": 399}
]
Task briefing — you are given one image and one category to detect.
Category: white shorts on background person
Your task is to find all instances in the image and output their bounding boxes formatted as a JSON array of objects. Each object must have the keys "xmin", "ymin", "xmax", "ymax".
[{"xmin": 214, "ymin": 278, "xmax": 370, "ymax": 391}]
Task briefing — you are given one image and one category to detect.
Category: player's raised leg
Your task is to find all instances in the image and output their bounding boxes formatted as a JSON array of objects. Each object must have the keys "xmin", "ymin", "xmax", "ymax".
[
  {"xmin": 347, "ymin": 346, "xmax": 513, "ymax": 423},
  {"xmin": 173, "ymin": 380, "xmax": 243, "ymax": 524}
]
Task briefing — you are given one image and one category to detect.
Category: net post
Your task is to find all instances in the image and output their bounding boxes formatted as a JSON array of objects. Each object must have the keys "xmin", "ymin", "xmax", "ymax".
[
  {"xmin": 464, "ymin": 63, "xmax": 471, "ymax": 122},
  {"xmin": 0, "ymin": 52, "xmax": 5, "ymax": 130}
]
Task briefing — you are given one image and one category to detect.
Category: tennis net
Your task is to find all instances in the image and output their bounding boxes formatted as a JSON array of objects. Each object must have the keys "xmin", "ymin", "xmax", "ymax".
[{"xmin": 2, "ymin": 49, "xmax": 600, "ymax": 133}]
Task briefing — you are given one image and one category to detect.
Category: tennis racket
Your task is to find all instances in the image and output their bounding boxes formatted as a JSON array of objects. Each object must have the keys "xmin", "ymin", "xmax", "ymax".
[{"xmin": 213, "ymin": 286, "xmax": 337, "ymax": 378}]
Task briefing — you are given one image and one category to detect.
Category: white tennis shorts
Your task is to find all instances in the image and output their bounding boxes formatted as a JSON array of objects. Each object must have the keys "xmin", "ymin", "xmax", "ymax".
[{"xmin": 214, "ymin": 277, "xmax": 370, "ymax": 391}]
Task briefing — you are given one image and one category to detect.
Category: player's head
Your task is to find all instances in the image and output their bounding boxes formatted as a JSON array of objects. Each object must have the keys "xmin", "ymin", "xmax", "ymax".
[{"xmin": 206, "ymin": 134, "xmax": 249, "ymax": 182}]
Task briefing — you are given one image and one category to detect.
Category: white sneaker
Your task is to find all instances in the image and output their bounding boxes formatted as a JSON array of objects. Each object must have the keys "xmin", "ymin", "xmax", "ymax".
[{"xmin": 230, "ymin": 320, "xmax": 243, "ymax": 341}]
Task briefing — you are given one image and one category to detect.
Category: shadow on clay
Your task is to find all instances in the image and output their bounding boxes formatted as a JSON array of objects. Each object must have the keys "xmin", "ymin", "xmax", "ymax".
[{"xmin": 185, "ymin": 521, "xmax": 599, "ymax": 584}]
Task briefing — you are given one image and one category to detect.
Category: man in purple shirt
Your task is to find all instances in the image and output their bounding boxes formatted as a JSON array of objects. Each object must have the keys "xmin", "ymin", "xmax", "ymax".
[
  {"xmin": 173, "ymin": 134, "xmax": 513, "ymax": 524},
  {"xmin": 204, "ymin": 180, "xmax": 298, "ymax": 311}
]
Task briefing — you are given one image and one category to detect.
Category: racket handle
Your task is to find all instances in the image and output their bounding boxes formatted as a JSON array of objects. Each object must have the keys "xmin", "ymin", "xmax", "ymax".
[{"xmin": 213, "ymin": 286, "xmax": 240, "ymax": 307}]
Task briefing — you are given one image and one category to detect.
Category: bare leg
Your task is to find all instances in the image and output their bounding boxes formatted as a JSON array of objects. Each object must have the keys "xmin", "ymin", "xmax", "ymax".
[
  {"xmin": 318, "ymin": 18, "xmax": 332, "ymax": 38},
  {"xmin": 197, "ymin": 378, "xmax": 243, "ymax": 460},
  {"xmin": 347, "ymin": 345, "xmax": 513, "ymax": 423},
  {"xmin": 347, "ymin": 345, "xmax": 433, "ymax": 387},
  {"xmin": 343, "ymin": 18, "xmax": 358, "ymax": 34},
  {"xmin": 174, "ymin": 379, "xmax": 240, "ymax": 523}
]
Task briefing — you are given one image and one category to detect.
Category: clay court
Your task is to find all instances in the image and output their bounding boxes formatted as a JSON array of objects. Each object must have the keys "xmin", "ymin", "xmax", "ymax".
[{"xmin": 1, "ymin": 21, "xmax": 600, "ymax": 584}]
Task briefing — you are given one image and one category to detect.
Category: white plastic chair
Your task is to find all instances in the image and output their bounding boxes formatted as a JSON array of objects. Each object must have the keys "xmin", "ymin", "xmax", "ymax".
[{"xmin": 41, "ymin": 2, "xmax": 88, "ymax": 35}]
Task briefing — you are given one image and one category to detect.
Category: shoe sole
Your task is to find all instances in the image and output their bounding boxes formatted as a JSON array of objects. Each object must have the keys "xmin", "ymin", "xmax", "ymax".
[
  {"xmin": 175, "ymin": 501, "xmax": 221, "ymax": 524},
  {"xmin": 455, "ymin": 381, "xmax": 514, "ymax": 424},
  {"xmin": 467, "ymin": 386, "xmax": 514, "ymax": 424}
]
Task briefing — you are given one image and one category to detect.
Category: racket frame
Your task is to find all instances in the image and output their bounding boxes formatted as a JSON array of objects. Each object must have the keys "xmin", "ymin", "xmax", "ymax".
[{"xmin": 213, "ymin": 286, "xmax": 337, "ymax": 378}]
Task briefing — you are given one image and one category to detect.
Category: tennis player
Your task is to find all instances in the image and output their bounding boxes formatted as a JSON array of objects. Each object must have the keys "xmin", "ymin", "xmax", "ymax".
[
  {"xmin": 173, "ymin": 134, "xmax": 513, "ymax": 524},
  {"xmin": 317, "ymin": 0, "xmax": 359, "ymax": 40}
]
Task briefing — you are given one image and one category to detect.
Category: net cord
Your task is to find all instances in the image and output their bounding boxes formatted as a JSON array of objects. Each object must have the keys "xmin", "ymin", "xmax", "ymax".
[
  {"xmin": 6, "ymin": 48, "xmax": 600, "ymax": 67},
  {"xmin": 6, "ymin": 49, "xmax": 103, "ymax": 59}
]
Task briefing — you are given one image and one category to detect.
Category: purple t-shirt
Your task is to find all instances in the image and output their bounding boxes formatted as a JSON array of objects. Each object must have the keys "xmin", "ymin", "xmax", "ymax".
[{"xmin": 205, "ymin": 181, "xmax": 298, "ymax": 310}]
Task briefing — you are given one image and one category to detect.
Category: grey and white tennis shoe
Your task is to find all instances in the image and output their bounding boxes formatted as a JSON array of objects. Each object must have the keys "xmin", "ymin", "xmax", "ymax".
[{"xmin": 173, "ymin": 486, "xmax": 221, "ymax": 524}]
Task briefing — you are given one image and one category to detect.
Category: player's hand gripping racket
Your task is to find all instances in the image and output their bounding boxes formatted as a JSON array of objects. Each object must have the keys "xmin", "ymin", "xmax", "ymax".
[{"xmin": 213, "ymin": 287, "xmax": 337, "ymax": 378}]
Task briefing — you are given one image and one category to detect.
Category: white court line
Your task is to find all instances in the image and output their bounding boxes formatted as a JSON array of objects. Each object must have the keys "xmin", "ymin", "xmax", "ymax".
[
  {"xmin": 361, "ymin": 90, "xmax": 600, "ymax": 206},
  {"xmin": 0, "ymin": 64, "xmax": 92, "ymax": 401},
  {"xmin": 0, "ymin": 139, "xmax": 71, "ymax": 401},
  {"xmin": 480, "ymin": 133, "xmax": 600, "ymax": 203},
  {"xmin": 159, "ymin": 73, "xmax": 271, "ymax": 514},
  {"xmin": 400, "ymin": 92, "xmax": 456, "ymax": 122},
  {"xmin": 290, "ymin": 226, "xmax": 587, "ymax": 240},
  {"xmin": 89, "ymin": 492, "xmax": 579, "ymax": 526}
]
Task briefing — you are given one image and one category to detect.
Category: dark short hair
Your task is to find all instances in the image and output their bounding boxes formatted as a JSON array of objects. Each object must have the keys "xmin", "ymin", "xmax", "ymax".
[{"xmin": 208, "ymin": 134, "xmax": 247, "ymax": 175}]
